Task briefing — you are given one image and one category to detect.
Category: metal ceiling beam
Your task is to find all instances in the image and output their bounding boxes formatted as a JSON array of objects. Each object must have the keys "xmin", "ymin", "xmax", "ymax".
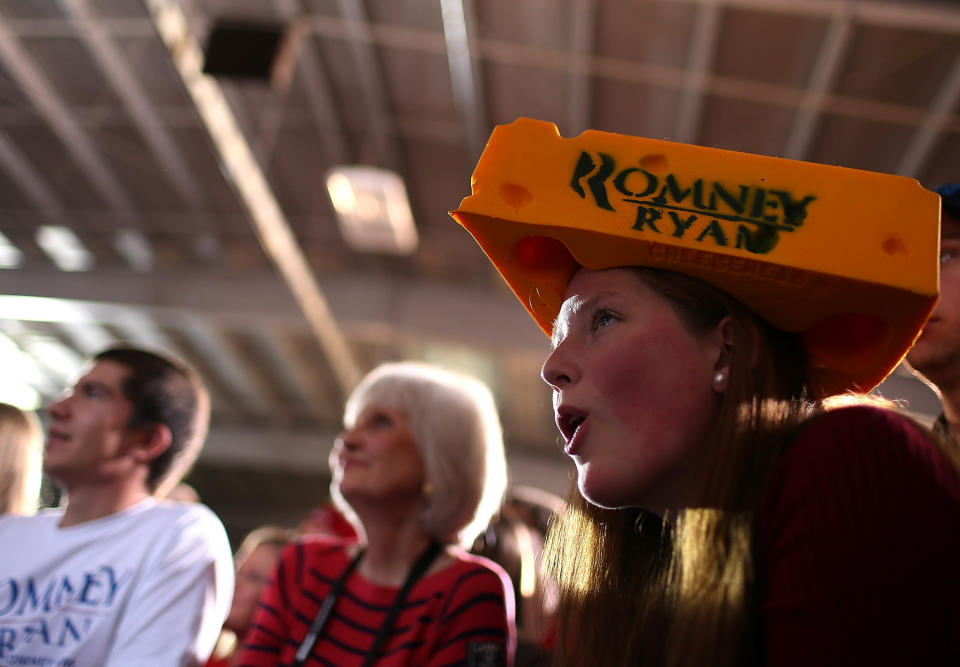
[
  {"xmin": 2, "ymin": 18, "xmax": 155, "ymax": 38},
  {"xmin": 565, "ymin": 0, "xmax": 595, "ymax": 136},
  {"xmin": 0, "ymin": 320, "xmax": 68, "ymax": 396},
  {"xmin": 334, "ymin": 0, "xmax": 403, "ymax": 169},
  {"xmin": 52, "ymin": 320, "xmax": 115, "ymax": 356},
  {"xmin": 144, "ymin": 0, "xmax": 362, "ymax": 396},
  {"xmin": 7, "ymin": 0, "xmax": 960, "ymax": 37},
  {"xmin": 175, "ymin": 318, "xmax": 276, "ymax": 418},
  {"xmin": 687, "ymin": 0, "xmax": 960, "ymax": 33},
  {"xmin": 303, "ymin": 13, "xmax": 959, "ymax": 135},
  {"xmin": 0, "ymin": 132, "xmax": 73, "ymax": 228},
  {"xmin": 247, "ymin": 324, "xmax": 324, "ymax": 415},
  {"xmin": 249, "ymin": 83, "xmax": 291, "ymax": 169},
  {"xmin": 0, "ymin": 10, "xmax": 136, "ymax": 218},
  {"xmin": 0, "ymin": 269, "xmax": 547, "ymax": 354},
  {"xmin": 101, "ymin": 308, "xmax": 177, "ymax": 356},
  {"xmin": 201, "ymin": 423, "xmax": 339, "ymax": 472},
  {"xmin": 897, "ymin": 51, "xmax": 960, "ymax": 177},
  {"xmin": 782, "ymin": 7, "xmax": 852, "ymax": 160},
  {"xmin": 441, "ymin": 0, "xmax": 488, "ymax": 163},
  {"xmin": 474, "ymin": 37, "xmax": 957, "ymax": 132},
  {"xmin": 273, "ymin": 0, "xmax": 349, "ymax": 164},
  {"xmin": 59, "ymin": 0, "xmax": 206, "ymax": 210},
  {"xmin": 674, "ymin": 0, "xmax": 720, "ymax": 144}
]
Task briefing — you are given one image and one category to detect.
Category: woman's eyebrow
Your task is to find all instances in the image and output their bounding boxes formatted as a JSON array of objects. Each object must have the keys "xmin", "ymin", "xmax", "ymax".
[
  {"xmin": 551, "ymin": 296, "xmax": 583, "ymax": 348},
  {"xmin": 551, "ymin": 292, "xmax": 618, "ymax": 347}
]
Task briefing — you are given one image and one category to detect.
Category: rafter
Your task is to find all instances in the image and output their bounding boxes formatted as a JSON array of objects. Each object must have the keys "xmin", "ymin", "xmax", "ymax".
[
  {"xmin": 144, "ymin": 0, "xmax": 362, "ymax": 396},
  {"xmin": 565, "ymin": 0, "xmax": 595, "ymax": 136},
  {"xmin": 441, "ymin": 0, "xmax": 488, "ymax": 162},
  {"xmin": 0, "ymin": 12, "xmax": 135, "ymax": 217},
  {"xmin": 59, "ymin": 0, "xmax": 206, "ymax": 209},
  {"xmin": 335, "ymin": 0, "xmax": 403, "ymax": 169},
  {"xmin": 783, "ymin": 7, "xmax": 852, "ymax": 160},
  {"xmin": 0, "ymin": 269, "xmax": 546, "ymax": 354},
  {"xmin": 273, "ymin": 0, "xmax": 349, "ymax": 164},
  {"xmin": 674, "ymin": 0, "xmax": 721, "ymax": 144},
  {"xmin": 897, "ymin": 51, "xmax": 960, "ymax": 177}
]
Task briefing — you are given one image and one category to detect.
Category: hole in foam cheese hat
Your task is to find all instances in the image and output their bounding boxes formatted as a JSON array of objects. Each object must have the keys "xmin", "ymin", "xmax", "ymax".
[{"xmin": 450, "ymin": 118, "xmax": 940, "ymax": 398}]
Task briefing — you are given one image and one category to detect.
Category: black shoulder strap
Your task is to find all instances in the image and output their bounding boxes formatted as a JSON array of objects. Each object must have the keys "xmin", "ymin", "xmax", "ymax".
[
  {"xmin": 361, "ymin": 540, "xmax": 444, "ymax": 667},
  {"xmin": 292, "ymin": 547, "xmax": 365, "ymax": 667}
]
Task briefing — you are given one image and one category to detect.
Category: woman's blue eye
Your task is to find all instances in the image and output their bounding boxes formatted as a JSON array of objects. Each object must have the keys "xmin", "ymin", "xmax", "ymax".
[{"xmin": 591, "ymin": 309, "xmax": 615, "ymax": 331}]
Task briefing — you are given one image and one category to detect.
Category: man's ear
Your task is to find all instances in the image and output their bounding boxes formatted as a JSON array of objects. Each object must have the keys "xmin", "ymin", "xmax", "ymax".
[{"xmin": 131, "ymin": 423, "xmax": 173, "ymax": 464}]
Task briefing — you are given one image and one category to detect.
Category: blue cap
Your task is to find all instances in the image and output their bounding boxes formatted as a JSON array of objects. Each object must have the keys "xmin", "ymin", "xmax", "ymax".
[{"xmin": 935, "ymin": 183, "xmax": 960, "ymax": 219}]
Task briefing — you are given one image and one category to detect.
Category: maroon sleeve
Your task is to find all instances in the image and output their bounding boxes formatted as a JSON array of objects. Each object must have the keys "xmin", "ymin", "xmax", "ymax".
[{"xmin": 756, "ymin": 406, "xmax": 960, "ymax": 665}]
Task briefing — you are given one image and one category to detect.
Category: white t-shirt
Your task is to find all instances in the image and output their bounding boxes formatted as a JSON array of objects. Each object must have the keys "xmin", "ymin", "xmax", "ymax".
[{"xmin": 0, "ymin": 498, "xmax": 234, "ymax": 667}]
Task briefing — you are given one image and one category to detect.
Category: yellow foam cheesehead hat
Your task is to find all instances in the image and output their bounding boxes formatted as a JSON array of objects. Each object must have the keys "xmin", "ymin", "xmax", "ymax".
[{"xmin": 450, "ymin": 118, "xmax": 940, "ymax": 397}]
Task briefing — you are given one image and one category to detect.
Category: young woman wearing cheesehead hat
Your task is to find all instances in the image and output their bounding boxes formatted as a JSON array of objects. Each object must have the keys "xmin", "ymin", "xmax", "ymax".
[{"xmin": 451, "ymin": 118, "xmax": 960, "ymax": 666}]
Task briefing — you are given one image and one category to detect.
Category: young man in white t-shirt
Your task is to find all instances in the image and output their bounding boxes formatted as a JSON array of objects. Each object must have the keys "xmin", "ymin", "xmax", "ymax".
[{"xmin": 0, "ymin": 346, "xmax": 234, "ymax": 667}]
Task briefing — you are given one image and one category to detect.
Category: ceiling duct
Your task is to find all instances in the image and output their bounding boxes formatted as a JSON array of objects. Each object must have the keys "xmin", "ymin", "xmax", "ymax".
[{"xmin": 203, "ymin": 19, "xmax": 301, "ymax": 88}]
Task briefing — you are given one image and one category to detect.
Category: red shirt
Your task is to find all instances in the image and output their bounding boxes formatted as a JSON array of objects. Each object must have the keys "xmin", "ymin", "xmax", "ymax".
[
  {"xmin": 757, "ymin": 405, "xmax": 960, "ymax": 665},
  {"xmin": 236, "ymin": 537, "xmax": 515, "ymax": 666}
]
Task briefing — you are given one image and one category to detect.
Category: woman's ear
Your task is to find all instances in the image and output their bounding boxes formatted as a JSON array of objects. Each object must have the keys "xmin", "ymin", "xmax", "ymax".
[
  {"xmin": 132, "ymin": 423, "xmax": 173, "ymax": 464},
  {"xmin": 710, "ymin": 316, "xmax": 762, "ymax": 394},
  {"xmin": 710, "ymin": 316, "xmax": 735, "ymax": 394}
]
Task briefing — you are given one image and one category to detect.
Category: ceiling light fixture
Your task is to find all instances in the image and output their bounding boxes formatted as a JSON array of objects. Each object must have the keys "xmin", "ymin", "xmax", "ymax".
[{"xmin": 326, "ymin": 166, "xmax": 417, "ymax": 255}]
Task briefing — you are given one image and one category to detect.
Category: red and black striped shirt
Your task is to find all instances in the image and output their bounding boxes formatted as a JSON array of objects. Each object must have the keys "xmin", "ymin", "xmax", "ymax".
[{"xmin": 236, "ymin": 537, "xmax": 515, "ymax": 666}]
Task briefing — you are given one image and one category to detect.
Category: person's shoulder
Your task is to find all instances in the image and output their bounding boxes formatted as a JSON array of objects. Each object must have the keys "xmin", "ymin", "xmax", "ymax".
[
  {"xmin": 0, "ymin": 507, "xmax": 61, "ymax": 534},
  {"xmin": 282, "ymin": 534, "xmax": 355, "ymax": 566},
  {"xmin": 447, "ymin": 548, "xmax": 507, "ymax": 574},
  {"xmin": 771, "ymin": 403, "xmax": 960, "ymax": 507},
  {"xmin": 801, "ymin": 402, "xmax": 918, "ymax": 432},
  {"xmin": 293, "ymin": 533, "xmax": 354, "ymax": 553},
  {"xmin": 145, "ymin": 498, "xmax": 228, "ymax": 533},
  {"xmin": 138, "ymin": 500, "xmax": 232, "ymax": 563},
  {"xmin": 789, "ymin": 403, "xmax": 934, "ymax": 461},
  {"xmin": 437, "ymin": 548, "xmax": 513, "ymax": 594}
]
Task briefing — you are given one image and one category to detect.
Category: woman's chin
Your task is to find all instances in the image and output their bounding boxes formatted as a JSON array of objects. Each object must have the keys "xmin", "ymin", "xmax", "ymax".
[
  {"xmin": 579, "ymin": 481, "xmax": 624, "ymax": 510},
  {"xmin": 338, "ymin": 486, "xmax": 421, "ymax": 513},
  {"xmin": 578, "ymin": 473, "xmax": 644, "ymax": 511}
]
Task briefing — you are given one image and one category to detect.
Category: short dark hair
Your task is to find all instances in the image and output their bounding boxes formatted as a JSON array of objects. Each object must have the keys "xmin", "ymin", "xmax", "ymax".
[
  {"xmin": 94, "ymin": 346, "xmax": 210, "ymax": 495},
  {"xmin": 935, "ymin": 183, "xmax": 960, "ymax": 220}
]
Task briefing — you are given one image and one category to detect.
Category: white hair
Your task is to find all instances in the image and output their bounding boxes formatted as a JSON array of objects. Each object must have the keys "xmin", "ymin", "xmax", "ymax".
[{"xmin": 336, "ymin": 361, "xmax": 508, "ymax": 547}]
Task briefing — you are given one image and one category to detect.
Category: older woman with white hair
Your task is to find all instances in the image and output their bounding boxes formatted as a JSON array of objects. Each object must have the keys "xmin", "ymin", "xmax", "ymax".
[{"xmin": 238, "ymin": 362, "xmax": 515, "ymax": 667}]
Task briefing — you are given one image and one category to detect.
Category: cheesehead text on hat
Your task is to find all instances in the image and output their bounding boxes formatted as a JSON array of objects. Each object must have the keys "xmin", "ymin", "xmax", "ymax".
[{"xmin": 450, "ymin": 118, "xmax": 940, "ymax": 397}]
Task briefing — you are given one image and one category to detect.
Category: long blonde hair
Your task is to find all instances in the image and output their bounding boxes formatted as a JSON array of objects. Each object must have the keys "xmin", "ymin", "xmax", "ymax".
[
  {"xmin": 544, "ymin": 268, "xmax": 812, "ymax": 666},
  {"xmin": 0, "ymin": 403, "xmax": 43, "ymax": 515}
]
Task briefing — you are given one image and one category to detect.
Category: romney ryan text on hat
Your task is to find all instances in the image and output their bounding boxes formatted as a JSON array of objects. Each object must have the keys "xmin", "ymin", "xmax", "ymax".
[{"xmin": 451, "ymin": 118, "xmax": 940, "ymax": 398}]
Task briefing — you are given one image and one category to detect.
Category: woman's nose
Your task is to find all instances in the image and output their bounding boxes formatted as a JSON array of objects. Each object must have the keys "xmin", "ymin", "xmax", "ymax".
[
  {"xmin": 337, "ymin": 427, "xmax": 361, "ymax": 451},
  {"xmin": 541, "ymin": 342, "xmax": 579, "ymax": 390}
]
